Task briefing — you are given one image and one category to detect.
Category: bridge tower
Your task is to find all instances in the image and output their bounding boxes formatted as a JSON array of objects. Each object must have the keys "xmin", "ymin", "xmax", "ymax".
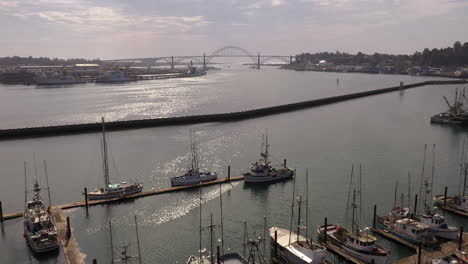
[
  {"xmin": 257, "ymin": 52, "xmax": 260, "ymax": 70},
  {"xmin": 203, "ymin": 53, "xmax": 206, "ymax": 71}
]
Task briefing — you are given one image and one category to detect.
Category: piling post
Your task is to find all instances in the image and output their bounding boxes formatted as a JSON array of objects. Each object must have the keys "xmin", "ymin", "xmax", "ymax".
[
  {"xmin": 417, "ymin": 242, "xmax": 422, "ymax": 264},
  {"xmin": 84, "ymin": 187, "xmax": 89, "ymax": 212},
  {"xmin": 243, "ymin": 221, "xmax": 247, "ymax": 258},
  {"xmin": 274, "ymin": 230, "xmax": 278, "ymax": 257},
  {"xmin": 216, "ymin": 245, "xmax": 220, "ymax": 264},
  {"xmin": 283, "ymin": 159, "xmax": 287, "ymax": 168},
  {"xmin": 373, "ymin": 205, "xmax": 376, "ymax": 228},
  {"xmin": 324, "ymin": 217, "xmax": 327, "ymax": 243},
  {"xmin": 66, "ymin": 216, "xmax": 71, "ymax": 239},
  {"xmin": 414, "ymin": 194, "xmax": 418, "ymax": 214},
  {"xmin": 0, "ymin": 201, "xmax": 3, "ymax": 222},
  {"xmin": 92, "ymin": 259, "xmax": 97, "ymax": 264},
  {"xmin": 459, "ymin": 226, "xmax": 464, "ymax": 251},
  {"xmin": 444, "ymin": 186, "xmax": 448, "ymax": 206},
  {"xmin": 171, "ymin": 56, "xmax": 174, "ymax": 70},
  {"xmin": 227, "ymin": 165, "xmax": 231, "ymax": 181}
]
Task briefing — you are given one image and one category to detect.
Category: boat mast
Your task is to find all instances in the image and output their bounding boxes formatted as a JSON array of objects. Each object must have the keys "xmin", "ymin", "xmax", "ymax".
[
  {"xmin": 359, "ymin": 164, "xmax": 362, "ymax": 225},
  {"xmin": 109, "ymin": 220, "xmax": 114, "ymax": 263},
  {"xmin": 44, "ymin": 160, "xmax": 52, "ymax": 208},
  {"xmin": 460, "ymin": 138, "xmax": 466, "ymax": 196},
  {"xmin": 305, "ymin": 168, "xmax": 309, "ymax": 241},
  {"xmin": 463, "ymin": 162, "xmax": 468, "ymax": 197},
  {"xmin": 393, "ymin": 181, "xmax": 398, "ymax": 209},
  {"xmin": 296, "ymin": 196, "xmax": 302, "ymax": 242},
  {"xmin": 429, "ymin": 144, "xmax": 436, "ymax": 208},
  {"xmin": 101, "ymin": 117, "xmax": 110, "ymax": 188},
  {"xmin": 351, "ymin": 189, "xmax": 357, "ymax": 234},
  {"xmin": 288, "ymin": 169, "xmax": 296, "ymax": 245},
  {"xmin": 24, "ymin": 161, "xmax": 27, "ymax": 208},
  {"xmin": 345, "ymin": 164, "xmax": 354, "ymax": 227},
  {"xmin": 219, "ymin": 184, "xmax": 224, "ymax": 255},
  {"xmin": 199, "ymin": 188, "xmax": 202, "ymax": 263},
  {"xmin": 408, "ymin": 172, "xmax": 411, "ymax": 211},
  {"xmin": 418, "ymin": 144, "xmax": 427, "ymax": 215}
]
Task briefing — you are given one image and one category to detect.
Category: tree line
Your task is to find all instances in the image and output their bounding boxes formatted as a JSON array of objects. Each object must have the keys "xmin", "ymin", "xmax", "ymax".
[
  {"xmin": 295, "ymin": 41, "xmax": 468, "ymax": 68},
  {"xmin": 0, "ymin": 56, "xmax": 101, "ymax": 66}
]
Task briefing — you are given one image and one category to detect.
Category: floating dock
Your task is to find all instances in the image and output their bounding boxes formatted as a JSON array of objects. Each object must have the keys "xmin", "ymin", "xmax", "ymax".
[
  {"xmin": 0, "ymin": 80, "xmax": 465, "ymax": 140},
  {"xmin": 50, "ymin": 207, "xmax": 85, "ymax": 264},
  {"xmin": 434, "ymin": 195, "xmax": 468, "ymax": 218},
  {"xmin": 371, "ymin": 227, "xmax": 418, "ymax": 250},
  {"xmin": 393, "ymin": 233, "xmax": 468, "ymax": 264},
  {"xmin": 1, "ymin": 176, "xmax": 244, "ymax": 221}
]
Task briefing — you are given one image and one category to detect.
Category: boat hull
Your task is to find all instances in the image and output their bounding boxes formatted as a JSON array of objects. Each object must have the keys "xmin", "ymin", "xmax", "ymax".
[
  {"xmin": 87, "ymin": 184, "xmax": 143, "ymax": 200},
  {"xmin": 244, "ymin": 170, "xmax": 294, "ymax": 183},
  {"xmin": 171, "ymin": 172, "xmax": 217, "ymax": 187},
  {"xmin": 24, "ymin": 230, "xmax": 60, "ymax": 254},
  {"xmin": 428, "ymin": 227, "xmax": 458, "ymax": 240}
]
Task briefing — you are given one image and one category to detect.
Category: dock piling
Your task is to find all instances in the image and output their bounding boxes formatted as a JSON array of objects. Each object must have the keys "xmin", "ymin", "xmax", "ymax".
[
  {"xmin": 227, "ymin": 166, "xmax": 231, "ymax": 181},
  {"xmin": 324, "ymin": 217, "xmax": 327, "ymax": 243},
  {"xmin": 66, "ymin": 216, "xmax": 71, "ymax": 239},
  {"xmin": 274, "ymin": 230, "xmax": 278, "ymax": 257},
  {"xmin": 84, "ymin": 187, "xmax": 88, "ymax": 214},
  {"xmin": 0, "ymin": 200, "xmax": 3, "ymax": 222},
  {"xmin": 284, "ymin": 159, "xmax": 287, "ymax": 168},
  {"xmin": 444, "ymin": 186, "xmax": 448, "ymax": 206},
  {"xmin": 414, "ymin": 194, "xmax": 418, "ymax": 214},
  {"xmin": 216, "ymin": 245, "xmax": 220, "ymax": 264},
  {"xmin": 373, "ymin": 205, "xmax": 376, "ymax": 228},
  {"xmin": 92, "ymin": 259, "xmax": 97, "ymax": 264},
  {"xmin": 459, "ymin": 226, "xmax": 464, "ymax": 251},
  {"xmin": 417, "ymin": 242, "xmax": 422, "ymax": 264}
]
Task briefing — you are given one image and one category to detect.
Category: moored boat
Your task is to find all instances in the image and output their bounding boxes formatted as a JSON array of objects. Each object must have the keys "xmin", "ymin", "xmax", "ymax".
[
  {"xmin": 376, "ymin": 217, "xmax": 438, "ymax": 248},
  {"xmin": 170, "ymin": 130, "xmax": 217, "ymax": 187},
  {"xmin": 23, "ymin": 178, "xmax": 59, "ymax": 254},
  {"xmin": 85, "ymin": 117, "xmax": 143, "ymax": 200},
  {"xmin": 96, "ymin": 71, "xmax": 135, "ymax": 83},
  {"xmin": 243, "ymin": 132, "xmax": 294, "ymax": 183}
]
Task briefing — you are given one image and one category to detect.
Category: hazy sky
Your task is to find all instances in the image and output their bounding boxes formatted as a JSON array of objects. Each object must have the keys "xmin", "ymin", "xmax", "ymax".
[{"xmin": 1, "ymin": 0, "xmax": 467, "ymax": 59}]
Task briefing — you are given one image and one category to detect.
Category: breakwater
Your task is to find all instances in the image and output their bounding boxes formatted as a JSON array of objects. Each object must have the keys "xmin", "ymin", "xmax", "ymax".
[{"xmin": 0, "ymin": 79, "xmax": 465, "ymax": 140}]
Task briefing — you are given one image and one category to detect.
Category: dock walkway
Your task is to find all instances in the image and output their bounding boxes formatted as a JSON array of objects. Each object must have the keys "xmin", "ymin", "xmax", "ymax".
[
  {"xmin": 321, "ymin": 241, "xmax": 366, "ymax": 264},
  {"xmin": 2, "ymin": 176, "xmax": 243, "ymax": 221},
  {"xmin": 51, "ymin": 207, "xmax": 85, "ymax": 264}
]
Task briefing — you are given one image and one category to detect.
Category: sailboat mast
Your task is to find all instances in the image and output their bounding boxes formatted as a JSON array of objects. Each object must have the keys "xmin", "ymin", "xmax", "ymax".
[
  {"xmin": 44, "ymin": 160, "xmax": 52, "ymax": 207},
  {"xmin": 24, "ymin": 161, "xmax": 27, "ymax": 208},
  {"xmin": 199, "ymin": 188, "xmax": 202, "ymax": 263},
  {"xmin": 359, "ymin": 164, "xmax": 362, "ymax": 225},
  {"xmin": 408, "ymin": 172, "xmax": 411, "ymax": 211},
  {"xmin": 265, "ymin": 130, "xmax": 269, "ymax": 164},
  {"xmin": 351, "ymin": 189, "xmax": 356, "ymax": 234},
  {"xmin": 219, "ymin": 184, "xmax": 224, "ymax": 255},
  {"xmin": 109, "ymin": 220, "xmax": 114, "ymax": 263},
  {"xmin": 345, "ymin": 164, "xmax": 354, "ymax": 226},
  {"xmin": 418, "ymin": 144, "xmax": 427, "ymax": 215},
  {"xmin": 460, "ymin": 139, "xmax": 466, "ymax": 196},
  {"xmin": 101, "ymin": 117, "xmax": 110, "ymax": 188},
  {"xmin": 430, "ymin": 144, "xmax": 436, "ymax": 207},
  {"xmin": 393, "ymin": 181, "xmax": 398, "ymax": 209},
  {"xmin": 288, "ymin": 170, "xmax": 296, "ymax": 245},
  {"xmin": 305, "ymin": 168, "xmax": 309, "ymax": 240},
  {"xmin": 297, "ymin": 196, "xmax": 302, "ymax": 242},
  {"xmin": 463, "ymin": 163, "xmax": 467, "ymax": 197}
]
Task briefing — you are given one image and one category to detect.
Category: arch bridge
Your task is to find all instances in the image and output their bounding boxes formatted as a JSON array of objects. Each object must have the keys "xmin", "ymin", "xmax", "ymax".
[{"xmin": 105, "ymin": 46, "xmax": 294, "ymax": 69}]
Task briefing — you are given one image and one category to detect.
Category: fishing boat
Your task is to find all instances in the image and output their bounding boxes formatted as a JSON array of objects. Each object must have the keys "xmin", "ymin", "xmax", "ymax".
[
  {"xmin": 431, "ymin": 88, "xmax": 467, "ymax": 125},
  {"xmin": 318, "ymin": 191, "xmax": 389, "ymax": 264},
  {"xmin": 85, "ymin": 117, "xmax": 143, "ymax": 200},
  {"xmin": 376, "ymin": 217, "xmax": 438, "ymax": 247},
  {"xmin": 271, "ymin": 169, "xmax": 326, "ymax": 264},
  {"xmin": 96, "ymin": 71, "xmax": 135, "ymax": 83},
  {"xmin": 243, "ymin": 133, "xmax": 294, "ymax": 183},
  {"xmin": 171, "ymin": 131, "xmax": 217, "ymax": 187},
  {"xmin": 23, "ymin": 177, "xmax": 59, "ymax": 253},
  {"xmin": 34, "ymin": 72, "xmax": 85, "ymax": 85}
]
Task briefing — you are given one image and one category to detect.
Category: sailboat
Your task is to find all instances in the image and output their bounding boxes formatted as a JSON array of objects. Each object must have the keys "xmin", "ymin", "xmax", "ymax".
[
  {"xmin": 23, "ymin": 162, "xmax": 59, "ymax": 253},
  {"xmin": 171, "ymin": 130, "xmax": 217, "ymax": 187},
  {"xmin": 86, "ymin": 117, "xmax": 143, "ymax": 200},
  {"xmin": 318, "ymin": 165, "xmax": 389, "ymax": 264},
  {"xmin": 187, "ymin": 189, "xmax": 213, "ymax": 264},
  {"xmin": 270, "ymin": 169, "xmax": 327, "ymax": 264},
  {"xmin": 244, "ymin": 132, "xmax": 294, "ymax": 183}
]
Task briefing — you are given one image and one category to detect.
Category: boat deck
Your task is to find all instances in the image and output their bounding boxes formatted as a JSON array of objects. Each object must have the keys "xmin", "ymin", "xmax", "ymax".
[
  {"xmin": 320, "ymin": 241, "xmax": 366, "ymax": 264},
  {"xmin": 393, "ymin": 233, "xmax": 468, "ymax": 264},
  {"xmin": 50, "ymin": 207, "xmax": 84, "ymax": 264},
  {"xmin": 2, "ymin": 176, "xmax": 244, "ymax": 221}
]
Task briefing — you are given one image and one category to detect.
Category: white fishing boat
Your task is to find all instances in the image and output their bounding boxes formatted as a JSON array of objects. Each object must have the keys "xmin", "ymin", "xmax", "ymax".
[
  {"xmin": 244, "ymin": 132, "xmax": 294, "ymax": 183},
  {"xmin": 170, "ymin": 131, "xmax": 217, "ymax": 187},
  {"xmin": 376, "ymin": 217, "xmax": 438, "ymax": 247},
  {"xmin": 417, "ymin": 212, "xmax": 458, "ymax": 240},
  {"xmin": 85, "ymin": 117, "xmax": 143, "ymax": 200},
  {"xmin": 23, "ymin": 177, "xmax": 59, "ymax": 253}
]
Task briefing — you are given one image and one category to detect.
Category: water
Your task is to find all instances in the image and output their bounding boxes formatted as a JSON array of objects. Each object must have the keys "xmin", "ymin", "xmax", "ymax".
[{"xmin": 0, "ymin": 66, "xmax": 466, "ymax": 263}]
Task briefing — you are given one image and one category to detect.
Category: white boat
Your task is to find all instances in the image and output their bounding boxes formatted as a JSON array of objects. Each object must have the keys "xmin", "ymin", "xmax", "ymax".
[
  {"xmin": 96, "ymin": 71, "xmax": 135, "ymax": 83},
  {"xmin": 376, "ymin": 217, "xmax": 438, "ymax": 247},
  {"xmin": 244, "ymin": 133, "xmax": 294, "ymax": 183},
  {"xmin": 23, "ymin": 178, "xmax": 59, "ymax": 253},
  {"xmin": 270, "ymin": 227, "xmax": 326, "ymax": 264},
  {"xmin": 417, "ymin": 213, "xmax": 458, "ymax": 240},
  {"xmin": 85, "ymin": 117, "xmax": 143, "ymax": 200},
  {"xmin": 170, "ymin": 131, "xmax": 217, "ymax": 187}
]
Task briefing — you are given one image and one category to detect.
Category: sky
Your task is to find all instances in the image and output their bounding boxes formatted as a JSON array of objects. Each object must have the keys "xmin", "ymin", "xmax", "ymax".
[{"xmin": 0, "ymin": 0, "xmax": 468, "ymax": 59}]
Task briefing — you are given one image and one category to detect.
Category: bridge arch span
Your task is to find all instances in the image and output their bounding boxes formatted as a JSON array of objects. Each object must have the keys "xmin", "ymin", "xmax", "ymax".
[{"xmin": 207, "ymin": 46, "xmax": 257, "ymax": 63}]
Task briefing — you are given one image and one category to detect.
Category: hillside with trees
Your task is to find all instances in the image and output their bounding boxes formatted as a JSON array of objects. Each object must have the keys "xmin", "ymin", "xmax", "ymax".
[{"xmin": 0, "ymin": 56, "xmax": 101, "ymax": 66}]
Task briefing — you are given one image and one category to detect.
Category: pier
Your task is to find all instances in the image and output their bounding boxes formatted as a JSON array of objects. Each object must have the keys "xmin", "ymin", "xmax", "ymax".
[
  {"xmin": 321, "ymin": 241, "xmax": 366, "ymax": 264},
  {"xmin": 434, "ymin": 194, "xmax": 468, "ymax": 218},
  {"xmin": 1, "ymin": 176, "xmax": 244, "ymax": 221},
  {"xmin": 50, "ymin": 207, "xmax": 85, "ymax": 264},
  {"xmin": 0, "ymin": 79, "xmax": 465, "ymax": 140}
]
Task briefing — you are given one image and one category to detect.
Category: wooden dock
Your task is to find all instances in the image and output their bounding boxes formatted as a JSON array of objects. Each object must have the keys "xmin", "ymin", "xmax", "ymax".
[
  {"xmin": 371, "ymin": 227, "xmax": 418, "ymax": 251},
  {"xmin": 1, "ymin": 176, "xmax": 243, "ymax": 221},
  {"xmin": 320, "ymin": 241, "xmax": 366, "ymax": 264},
  {"xmin": 51, "ymin": 207, "xmax": 85, "ymax": 264},
  {"xmin": 434, "ymin": 195, "xmax": 468, "ymax": 218},
  {"xmin": 393, "ymin": 233, "xmax": 468, "ymax": 264}
]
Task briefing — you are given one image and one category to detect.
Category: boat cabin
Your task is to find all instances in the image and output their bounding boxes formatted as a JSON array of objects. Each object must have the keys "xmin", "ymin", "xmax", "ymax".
[
  {"xmin": 395, "ymin": 218, "xmax": 429, "ymax": 239},
  {"xmin": 346, "ymin": 233, "xmax": 377, "ymax": 250}
]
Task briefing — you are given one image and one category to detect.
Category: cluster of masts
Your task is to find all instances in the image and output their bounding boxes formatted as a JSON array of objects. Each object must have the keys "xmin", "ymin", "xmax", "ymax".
[{"xmin": 431, "ymin": 87, "xmax": 468, "ymax": 125}]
